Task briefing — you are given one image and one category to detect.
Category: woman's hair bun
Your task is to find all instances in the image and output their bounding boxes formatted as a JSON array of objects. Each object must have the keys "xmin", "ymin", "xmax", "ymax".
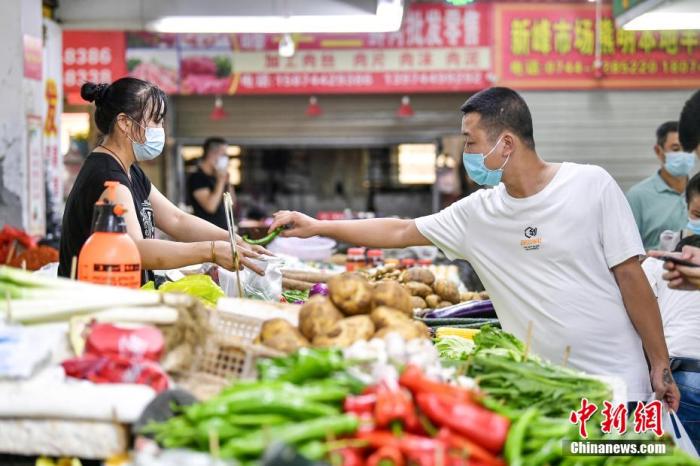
[{"xmin": 80, "ymin": 82, "xmax": 109, "ymax": 104}]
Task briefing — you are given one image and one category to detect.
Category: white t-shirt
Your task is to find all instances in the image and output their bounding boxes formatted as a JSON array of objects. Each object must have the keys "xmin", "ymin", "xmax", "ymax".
[
  {"xmin": 642, "ymin": 257, "xmax": 700, "ymax": 360},
  {"xmin": 416, "ymin": 162, "xmax": 651, "ymax": 400}
]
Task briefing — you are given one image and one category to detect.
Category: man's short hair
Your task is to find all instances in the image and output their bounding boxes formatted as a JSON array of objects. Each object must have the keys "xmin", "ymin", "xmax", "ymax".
[
  {"xmin": 679, "ymin": 90, "xmax": 700, "ymax": 153},
  {"xmin": 656, "ymin": 121, "xmax": 679, "ymax": 147},
  {"xmin": 460, "ymin": 87, "xmax": 535, "ymax": 150},
  {"xmin": 203, "ymin": 137, "xmax": 227, "ymax": 158}
]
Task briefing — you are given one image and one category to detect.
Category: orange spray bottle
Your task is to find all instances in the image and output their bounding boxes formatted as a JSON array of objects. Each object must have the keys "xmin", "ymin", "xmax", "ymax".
[{"xmin": 78, "ymin": 181, "xmax": 142, "ymax": 288}]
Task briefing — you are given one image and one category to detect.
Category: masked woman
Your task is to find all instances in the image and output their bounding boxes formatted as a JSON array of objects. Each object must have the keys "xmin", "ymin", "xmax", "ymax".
[{"xmin": 59, "ymin": 78, "xmax": 265, "ymax": 282}]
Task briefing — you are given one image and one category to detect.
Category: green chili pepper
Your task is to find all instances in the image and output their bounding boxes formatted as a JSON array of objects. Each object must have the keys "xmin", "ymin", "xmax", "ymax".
[
  {"xmin": 525, "ymin": 438, "xmax": 560, "ymax": 466},
  {"xmin": 257, "ymin": 348, "xmax": 347, "ymax": 384},
  {"xmin": 505, "ymin": 408, "xmax": 539, "ymax": 466},
  {"xmin": 221, "ymin": 414, "xmax": 359, "ymax": 458},
  {"xmin": 186, "ymin": 385, "xmax": 340, "ymax": 421},
  {"xmin": 243, "ymin": 227, "xmax": 284, "ymax": 246},
  {"xmin": 297, "ymin": 440, "xmax": 328, "ymax": 461}
]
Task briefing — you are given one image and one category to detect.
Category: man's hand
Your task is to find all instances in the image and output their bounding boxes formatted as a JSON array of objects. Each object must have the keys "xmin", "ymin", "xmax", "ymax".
[
  {"xmin": 269, "ymin": 211, "xmax": 319, "ymax": 238},
  {"xmin": 650, "ymin": 364, "xmax": 680, "ymax": 412},
  {"xmin": 648, "ymin": 246, "xmax": 700, "ymax": 290}
]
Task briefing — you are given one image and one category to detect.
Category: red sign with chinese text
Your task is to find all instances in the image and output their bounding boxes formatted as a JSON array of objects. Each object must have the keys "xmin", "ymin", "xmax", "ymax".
[
  {"xmin": 126, "ymin": 3, "xmax": 492, "ymax": 95},
  {"xmin": 494, "ymin": 3, "xmax": 700, "ymax": 89},
  {"xmin": 63, "ymin": 31, "xmax": 127, "ymax": 104}
]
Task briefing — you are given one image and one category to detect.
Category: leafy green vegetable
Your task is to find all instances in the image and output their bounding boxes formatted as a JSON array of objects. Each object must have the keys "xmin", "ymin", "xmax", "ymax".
[
  {"xmin": 281, "ymin": 289, "xmax": 309, "ymax": 303},
  {"xmin": 214, "ymin": 56, "xmax": 232, "ymax": 78},
  {"xmin": 157, "ymin": 274, "xmax": 224, "ymax": 307},
  {"xmin": 434, "ymin": 336, "xmax": 475, "ymax": 361},
  {"xmin": 464, "ymin": 325, "xmax": 612, "ymax": 418},
  {"xmin": 474, "ymin": 324, "xmax": 525, "ymax": 355}
]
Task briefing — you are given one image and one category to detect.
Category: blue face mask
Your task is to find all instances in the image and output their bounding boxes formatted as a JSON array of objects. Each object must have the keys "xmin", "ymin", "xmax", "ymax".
[
  {"xmin": 664, "ymin": 151, "xmax": 696, "ymax": 177},
  {"xmin": 687, "ymin": 217, "xmax": 700, "ymax": 235},
  {"xmin": 128, "ymin": 119, "xmax": 165, "ymax": 162},
  {"xmin": 462, "ymin": 137, "xmax": 509, "ymax": 186}
]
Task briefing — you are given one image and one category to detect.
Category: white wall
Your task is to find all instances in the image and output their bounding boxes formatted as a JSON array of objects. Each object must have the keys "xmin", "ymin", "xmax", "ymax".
[
  {"xmin": 0, "ymin": 0, "xmax": 44, "ymax": 231},
  {"xmin": 521, "ymin": 90, "xmax": 694, "ymax": 191}
]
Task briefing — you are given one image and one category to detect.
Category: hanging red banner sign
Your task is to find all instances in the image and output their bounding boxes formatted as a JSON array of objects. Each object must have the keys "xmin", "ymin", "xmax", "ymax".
[
  {"xmin": 126, "ymin": 3, "xmax": 492, "ymax": 95},
  {"xmin": 63, "ymin": 31, "xmax": 127, "ymax": 104},
  {"xmin": 494, "ymin": 3, "xmax": 700, "ymax": 89}
]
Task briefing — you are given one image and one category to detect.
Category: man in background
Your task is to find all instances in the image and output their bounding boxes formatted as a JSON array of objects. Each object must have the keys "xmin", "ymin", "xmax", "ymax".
[
  {"xmin": 188, "ymin": 137, "xmax": 231, "ymax": 229},
  {"xmin": 627, "ymin": 121, "xmax": 693, "ymax": 250}
]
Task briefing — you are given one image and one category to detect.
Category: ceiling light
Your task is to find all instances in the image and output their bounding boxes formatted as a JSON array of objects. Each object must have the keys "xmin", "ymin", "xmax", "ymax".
[
  {"xmin": 622, "ymin": 12, "xmax": 700, "ymax": 30},
  {"xmin": 148, "ymin": 0, "xmax": 403, "ymax": 33},
  {"xmin": 278, "ymin": 33, "xmax": 295, "ymax": 58}
]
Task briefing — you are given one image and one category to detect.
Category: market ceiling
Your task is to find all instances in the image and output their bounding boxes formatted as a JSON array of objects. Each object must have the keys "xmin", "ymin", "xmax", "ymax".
[{"xmin": 56, "ymin": 0, "xmax": 405, "ymax": 33}]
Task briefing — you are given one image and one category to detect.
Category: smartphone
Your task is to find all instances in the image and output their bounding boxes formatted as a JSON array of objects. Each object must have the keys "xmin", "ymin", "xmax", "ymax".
[{"xmin": 656, "ymin": 255, "xmax": 700, "ymax": 268}]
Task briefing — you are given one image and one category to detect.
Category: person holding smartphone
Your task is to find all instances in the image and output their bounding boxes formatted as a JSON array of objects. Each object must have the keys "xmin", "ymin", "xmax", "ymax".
[
  {"xmin": 651, "ymin": 90, "xmax": 700, "ymax": 288},
  {"xmin": 644, "ymin": 234, "xmax": 700, "ymax": 452},
  {"xmin": 188, "ymin": 137, "xmax": 233, "ymax": 230}
]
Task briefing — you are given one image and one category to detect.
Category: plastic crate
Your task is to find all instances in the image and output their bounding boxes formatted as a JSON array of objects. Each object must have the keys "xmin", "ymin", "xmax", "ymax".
[{"xmin": 182, "ymin": 310, "xmax": 283, "ymax": 396}]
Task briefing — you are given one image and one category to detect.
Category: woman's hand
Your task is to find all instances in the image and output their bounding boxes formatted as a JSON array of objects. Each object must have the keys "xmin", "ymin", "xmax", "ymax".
[
  {"xmin": 648, "ymin": 246, "xmax": 700, "ymax": 290},
  {"xmin": 213, "ymin": 241, "xmax": 265, "ymax": 276}
]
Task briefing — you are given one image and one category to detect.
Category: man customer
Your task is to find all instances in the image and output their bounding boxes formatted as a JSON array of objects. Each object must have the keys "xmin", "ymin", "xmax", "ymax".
[
  {"xmin": 627, "ymin": 121, "xmax": 692, "ymax": 250},
  {"xmin": 644, "ymin": 234, "xmax": 700, "ymax": 452},
  {"xmin": 271, "ymin": 87, "xmax": 680, "ymax": 408},
  {"xmin": 188, "ymin": 137, "xmax": 231, "ymax": 229},
  {"xmin": 652, "ymin": 90, "xmax": 700, "ymax": 289}
]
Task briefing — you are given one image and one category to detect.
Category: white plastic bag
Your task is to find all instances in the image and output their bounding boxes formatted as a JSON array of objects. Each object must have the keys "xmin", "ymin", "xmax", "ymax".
[
  {"xmin": 663, "ymin": 408, "xmax": 699, "ymax": 457},
  {"xmin": 218, "ymin": 257, "xmax": 284, "ymax": 301}
]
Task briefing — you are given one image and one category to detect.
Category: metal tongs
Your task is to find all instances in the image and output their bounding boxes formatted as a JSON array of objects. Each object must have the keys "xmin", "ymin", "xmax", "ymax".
[{"xmin": 223, "ymin": 192, "xmax": 243, "ymax": 298}]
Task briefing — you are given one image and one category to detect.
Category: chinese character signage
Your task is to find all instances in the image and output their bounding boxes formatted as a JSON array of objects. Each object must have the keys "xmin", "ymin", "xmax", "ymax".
[
  {"xmin": 23, "ymin": 35, "xmax": 43, "ymax": 81},
  {"xmin": 495, "ymin": 3, "xmax": 700, "ymax": 89},
  {"xmin": 125, "ymin": 3, "xmax": 491, "ymax": 95},
  {"xmin": 63, "ymin": 31, "xmax": 127, "ymax": 105}
]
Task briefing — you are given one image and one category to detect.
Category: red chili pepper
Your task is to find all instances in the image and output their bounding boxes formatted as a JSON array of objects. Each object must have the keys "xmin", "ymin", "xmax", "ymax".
[
  {"xmin": 332, "ymin": 447, "xmax": 365, "ymax": 466},
  {"xmin": 415, "ymin": 393, "xmax": 510, "ymax": 454},
  {"xmin": 345, "ymin": 393, "xmax": 378, "ymax": 416},
  {"xmin": 367, "ymin": 445, "xmax": 405, "ymax": 466},
  {"xmin": 399, "ymin": 366, "xmax": 474, "ymax": 403},
  {"xmin": 374, "ymin": 383, "xmax": 419, "ymax": 433},
  {"xmin": 357, "ymin": 430, "xmax": 442, "ymax": 453},
  {"xmin": 437, "ymin": 428, "xmax": 506, "ymax": 466}
]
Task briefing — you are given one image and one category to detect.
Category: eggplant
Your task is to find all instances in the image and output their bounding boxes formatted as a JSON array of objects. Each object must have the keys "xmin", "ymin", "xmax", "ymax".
[{"xmin": 422, "ymin": 300, "xmax": 495, "ymax": 319}]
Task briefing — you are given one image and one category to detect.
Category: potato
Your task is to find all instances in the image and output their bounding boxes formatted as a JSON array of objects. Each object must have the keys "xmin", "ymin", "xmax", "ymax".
[
  {"xmin": 433, "ymin": 279, "xmax": 460, "ymax": 304},
  {"xmin": 260, "ymin": 318, "xmax": 309, "ymax": 353},
  {"xmin": 313, "ymin": 315, "xmax": 375, "ymax": 348},
  {"xmin": 406, "ymin": 281, "xmax": 433, "ymax": 298},
  {"xmin": 375, "ymin": 321, "xmax": 423, "ymax": 340},
  {"xmin": 460, "ymin": 291, "xmax": 478, "ymax": 302},
  {"xmin": 411, "ymin": 296, "xmax": 427, "ymax": 310},
  {"xmin": 372, "ymin": 280, "xmax": 412, "ymax": 316},
  {"xmin": 328, "ymin": 273, "xmax": 374, "ymax": 316},
  {"xmin": 400, "ymin": 267, "xmax": 435, "ymax": 286},
  {"xmin": 439, "ymin": 301, "xmax": 453, "ymax": 309},
  {"xmin": 425, "ymin": 294, "xmax": 441, "ymax": 309},
  {"xmin": 370, "ymin": 306, "xmax": 410, "ymax": 329},
  {"xmin": 298, "ymin": 296, "xmax": 344, "ymax": 340},
  {"xmin": 412, "ymin": 320, "xmax": 431, "ymax": 338},
  {"xmin": 479, "ymin": 291, "xmax": 490, "ymax": 300}
]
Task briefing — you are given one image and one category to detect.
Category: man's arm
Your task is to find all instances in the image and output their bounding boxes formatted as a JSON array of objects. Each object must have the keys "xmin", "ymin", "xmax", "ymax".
[
  {"xmin": 268, "ymin": 211, "xmax": 432, "ymax": 249},
  {"xmin": 613, "ymin": 256, "xmax": 680, "ymax": 410},
  {"xmin": 192, "ymin": 172, "xmax": 228, "ymax": 214}
]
